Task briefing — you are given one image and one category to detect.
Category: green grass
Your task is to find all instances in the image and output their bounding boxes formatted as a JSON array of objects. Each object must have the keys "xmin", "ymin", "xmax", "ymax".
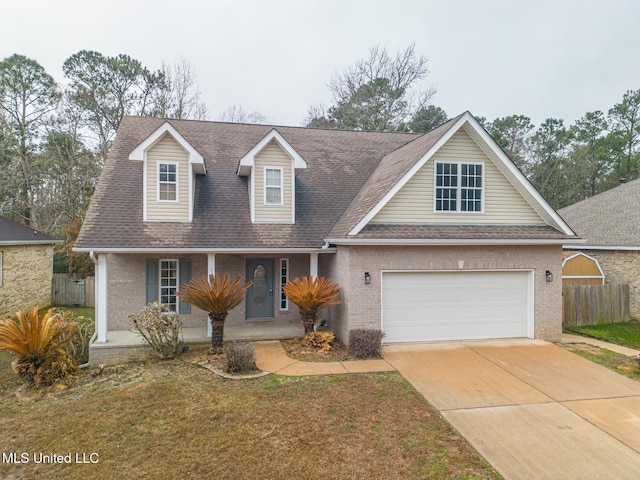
[{"xmin": 567, "ymin": 322, "xmax": 640, "ymax": 349}]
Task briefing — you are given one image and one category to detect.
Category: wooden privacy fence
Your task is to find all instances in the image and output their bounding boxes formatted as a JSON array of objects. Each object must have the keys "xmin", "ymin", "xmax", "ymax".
[
  {"xmin": 563, "ymin": 284, "xmax": 629, "ymax": 327},
  {"xmin": 52, "ymin": 276, "xmax": 95, "ymax": 308}
]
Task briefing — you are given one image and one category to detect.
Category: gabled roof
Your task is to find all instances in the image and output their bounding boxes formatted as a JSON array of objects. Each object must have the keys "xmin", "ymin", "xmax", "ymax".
[
  {"xmin": 236, "ymin": 128, "xmax": 307, "ymax": 176},
  {"xmin": 0, "ymin": 216, "xmax": 59, "ymax": 245},
  {"xmin": 76, "ymin": 113, "xmax": 578, "ymax": 252},
  {"xmin": 559, "ymin": 178, "xmax": 640, "ymax": 249},
  {"xmin": 129, "ymin": 121, "xmax": 206, "ymax": 174},
  {"xmin": 329, "ymin": 112, "xmax": 576, "ymax": 239}
]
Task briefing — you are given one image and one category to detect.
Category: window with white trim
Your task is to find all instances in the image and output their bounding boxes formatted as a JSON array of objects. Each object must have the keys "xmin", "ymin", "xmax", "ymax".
[
  {"xmin": 279, "ymin": 258, "xmax": 289, "ymax": 310},
  {"xmin": 158, "ymin": 163, "xmax": 178, "ymax": 201},
  {"xmin": 435, "ymin": 162, "xmax": 483, "ymax": 212},
  {"xmin": 264, "ymin": 167, "xmax": 283, "ymax": 205},
  {"xmin": 160, "ymin": 259, "xmax": 178, "ymax": 311}
]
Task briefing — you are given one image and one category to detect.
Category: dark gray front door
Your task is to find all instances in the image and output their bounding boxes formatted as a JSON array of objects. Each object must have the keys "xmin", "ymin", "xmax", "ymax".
[{"xmin": 246, "ymin": 258, "xmax": 275, "ymax": 319}]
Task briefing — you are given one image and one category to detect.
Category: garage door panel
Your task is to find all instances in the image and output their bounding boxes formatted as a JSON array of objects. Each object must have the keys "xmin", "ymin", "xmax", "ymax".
[{"xmin": 382, "ymin": 271, "xmax": 531, "ymax": 343}]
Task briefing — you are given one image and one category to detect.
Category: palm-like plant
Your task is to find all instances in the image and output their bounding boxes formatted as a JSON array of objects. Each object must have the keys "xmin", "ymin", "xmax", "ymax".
[
  {"xmin": 0, "ymin": 307, "xmax": 78, "ymax": 388},
  {"xmin": 282, "ymin": 276, "xmax": 341, "ymax": 333},
  {"xmin": 177, "ymin": 274, "xmax": 252, "ymax": 353}
]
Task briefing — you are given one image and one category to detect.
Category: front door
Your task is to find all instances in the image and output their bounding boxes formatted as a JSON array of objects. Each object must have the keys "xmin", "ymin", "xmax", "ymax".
[{"xmin": 246, "ymin": 258, "xmax": 275, "ymax": 319}]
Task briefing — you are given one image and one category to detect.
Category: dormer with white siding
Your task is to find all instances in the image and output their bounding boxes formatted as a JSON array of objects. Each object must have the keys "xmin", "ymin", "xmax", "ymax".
[
  {"xmin": 237, "ymin": 129, "xmax": 306, "ymax": 224},
  {"xmin": 129, "ymin": 122, "xmax": 205, "ymax": 222}
]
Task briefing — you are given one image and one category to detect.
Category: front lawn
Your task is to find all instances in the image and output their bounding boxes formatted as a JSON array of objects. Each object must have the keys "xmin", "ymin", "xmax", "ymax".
[
  {"xmin": 566, "ymin": 322, "xmax": 640, "ymax": 349},
  {"xmin": 0, "ymin": 349, "xmax": 500, "ymax": 480}
]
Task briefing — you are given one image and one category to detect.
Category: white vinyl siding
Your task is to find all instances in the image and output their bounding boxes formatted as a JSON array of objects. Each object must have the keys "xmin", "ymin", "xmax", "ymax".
[
  {"xmin": 382, "ymin": 270, "xmax": 532, "ymax": 343},
  {"xmin": 253, "ymin": 140, "xmax": 293, "ymax": 223},
  {"xmin": 371, "ymin": 129, "xmax": 543, "ymax": 224},
  {"xmin": 146, "ymin": 134, "xmax": 190, "ymax": 221}
]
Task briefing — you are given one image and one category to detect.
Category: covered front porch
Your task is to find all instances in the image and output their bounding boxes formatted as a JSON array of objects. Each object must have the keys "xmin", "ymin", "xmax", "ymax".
[{"xmin": 88, "ymin": 323, "xmax": 304, "ymax": 367}]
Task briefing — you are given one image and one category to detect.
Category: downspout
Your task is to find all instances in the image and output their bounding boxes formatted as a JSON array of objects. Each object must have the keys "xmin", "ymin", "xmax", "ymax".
[{"xmin": 79, "ymin": 251, "xmax": 100, "ymax": 369}]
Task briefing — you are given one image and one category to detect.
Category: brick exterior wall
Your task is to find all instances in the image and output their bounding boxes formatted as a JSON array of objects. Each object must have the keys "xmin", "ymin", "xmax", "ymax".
[
  {"xmin": 0, "ymin": 244, "xmax": 54, "ymax": 319},
  {"xmin": 322, "ymin": 244, "xmax": 563, "ymax": 345},
  {"xmin": 104, "ymin": 253, "xmax": 310, "ymax": 331},
  {"xmin": 581, "ymin": 250, "xmax": 640, "ymax": 320}
]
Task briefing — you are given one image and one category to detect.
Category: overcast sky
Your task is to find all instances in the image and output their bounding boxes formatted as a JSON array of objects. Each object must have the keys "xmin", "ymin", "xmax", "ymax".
[{"xmin": 3, "ymin": 0, "xmax": 639, "ymax": 128}]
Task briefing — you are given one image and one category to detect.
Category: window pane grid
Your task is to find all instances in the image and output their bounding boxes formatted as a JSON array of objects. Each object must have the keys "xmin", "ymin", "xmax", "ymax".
[
  {"xmin": 265, "ymin": 168, "xmax": 282, "ymax": 205},
  {"xmin": 279, "ymin": 258, "xmax": 288, "ymax": 310},
  {"xmin": 435, "ymin": 162, "xmax": 482, "ymax": 212},
  {"xmin": 159, "ymin": 163, "xmax": 177, "ymax": 201},
  {"xmin": 160, "ymin": 260, "xmax": 178, "ymax": 311}
]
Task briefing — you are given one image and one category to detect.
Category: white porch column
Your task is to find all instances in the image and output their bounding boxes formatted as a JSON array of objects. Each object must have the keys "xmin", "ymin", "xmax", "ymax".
[
  {"xmin": 309, "ymin": 252, "xmax": 319, "ymax": 278},
  {"xmin": 95, "ymin": 254, "xmax": 108, "ymax": 343},
  {"xmin": 207, "ymin": 254, "xmax": 216, "ymax": 337}
]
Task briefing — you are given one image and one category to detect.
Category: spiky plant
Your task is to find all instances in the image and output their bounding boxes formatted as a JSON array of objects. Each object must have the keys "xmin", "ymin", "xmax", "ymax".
[
  {"xmin": 177, "ymin": 274, "xmax": 252, "ymax": 353},
  {"xmin": 282, "ymin": 276, "xmax": 341, "ymax": 333},
  {"xmin": 0, "ymin": 307, "xmax": 78, "ymax": 388}
]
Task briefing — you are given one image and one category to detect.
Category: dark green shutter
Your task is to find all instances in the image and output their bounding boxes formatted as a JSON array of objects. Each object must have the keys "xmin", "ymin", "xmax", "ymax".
[
  {"xmin": 178, "ymin": 259, "xmax": 191, "ymax": 314},
  {"xmin": 146, "ymin": 260, "xmax": 159, "ymax": 304}
]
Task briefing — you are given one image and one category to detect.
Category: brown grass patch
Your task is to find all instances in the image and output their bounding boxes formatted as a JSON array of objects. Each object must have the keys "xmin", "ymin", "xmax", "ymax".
[{"xmin": 0, "ymin": 349, "xmax": 500, "ymax": 479}]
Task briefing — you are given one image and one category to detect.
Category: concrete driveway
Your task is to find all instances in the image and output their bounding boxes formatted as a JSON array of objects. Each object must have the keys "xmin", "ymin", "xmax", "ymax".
[{"xmin": 384, "ymin": 339, "xmax": 640, "ymax": 480}]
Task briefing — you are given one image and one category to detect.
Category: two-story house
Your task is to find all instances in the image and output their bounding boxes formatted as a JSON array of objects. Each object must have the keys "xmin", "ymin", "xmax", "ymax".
[{"xmin": 75, "ymin": 112, "xmax": 580, "ymax": 365}]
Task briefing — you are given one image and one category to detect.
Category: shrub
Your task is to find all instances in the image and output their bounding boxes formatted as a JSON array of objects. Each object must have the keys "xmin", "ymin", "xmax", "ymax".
[
  {"xmin": 348, "ymin": 329, "xmax": 385, "ymax": 359},
  {"xmin": 68, "ymin": 315, "xmax": 95, "ymax": 365},
  {"xmin": 301, "ymin": 331, "xmax": 335, "ymax": 353},
  {"xmin": 224, "ymin": 341, "xmax": 256, "ymax": 373},
  {"xmin": 0, "ymin": 306, "xmax": 78, "ymax": 388},
  {"xmin": 129, "ymin": 302, "xmax": 183, "ymax": 360},
  {"xmin": 282, "ymin": 276, "xmax": 341, "ymax": 333}
]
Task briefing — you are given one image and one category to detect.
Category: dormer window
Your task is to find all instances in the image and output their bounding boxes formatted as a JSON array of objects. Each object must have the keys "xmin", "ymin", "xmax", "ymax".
[
  {"xmin": 158, "ymin": 163, "xmax": 178, "ymax": 201},
  {"xmin": 265, "ymin": 167, "xmax": 283, "ymax": 205}
]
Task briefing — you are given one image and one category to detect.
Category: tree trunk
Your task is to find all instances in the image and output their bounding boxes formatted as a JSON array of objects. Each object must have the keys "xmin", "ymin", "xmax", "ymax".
[
  {"xmin": 209, "ymin": 313, "xmax": 227, "ymax": 354},
  {"xmin": 300, "ymin": 311, "xmax": 317, "ymax": 334}
]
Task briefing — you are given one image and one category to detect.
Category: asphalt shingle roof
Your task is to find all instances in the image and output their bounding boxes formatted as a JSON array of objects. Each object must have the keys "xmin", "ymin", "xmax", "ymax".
[
  {"xmin": 0, "ymin": 216, "xmax": 59, "ymax": 244},
  {"xmin": 558, "ymin": 178, "xmax": 640, "ymax": 247},
  {"xmin": 76, "ymin": 115, "xmax": 573, "ymax": 251}
]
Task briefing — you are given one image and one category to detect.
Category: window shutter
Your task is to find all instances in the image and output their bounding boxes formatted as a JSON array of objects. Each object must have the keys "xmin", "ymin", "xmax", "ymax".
[
  {"xmin": 146, "ymin": 260, "xmax": 159, "ymax": 304},
  {"xmin": 178, "ymin": 259, "xmax": 191, "ymax": 314}
]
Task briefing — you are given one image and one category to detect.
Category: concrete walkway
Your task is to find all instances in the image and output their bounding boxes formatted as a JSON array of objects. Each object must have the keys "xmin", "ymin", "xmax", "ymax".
[
  {"xmin": 561, "ymin": 332, "xmax": 640, "ymax": 357},
  {"xmin": 254, "ymin": 341, "xmax": 394, "ymax": 375}
]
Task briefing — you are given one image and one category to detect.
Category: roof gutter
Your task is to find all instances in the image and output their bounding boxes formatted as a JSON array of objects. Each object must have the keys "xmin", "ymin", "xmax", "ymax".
[
  {"xmin": 74, "ymin": 246, "xmax": 338, "ymax": 254},
  {"xmin": 324, "ymin": 237, "xmax": 585, "ymax": 246}
]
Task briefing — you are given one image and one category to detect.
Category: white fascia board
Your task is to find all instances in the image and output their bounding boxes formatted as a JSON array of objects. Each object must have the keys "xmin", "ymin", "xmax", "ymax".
[
  {"xmin": 463, "ymin": 116, "xmax": 575, "ymax": 236},
  {"xmin": 72, "ymin": 246, "xmax": 337, "ymax": 254},
  {"xmin": 129, "ymin": 121, "xmax": 206, "ymax": 175},
  {"xmin": 348, "ymin": 114, "xmax": 471, "ymax": 236},
  {"xmin": 0, "ymin": 240, "xmax": 62, "ymax": 245},
  {"xmin": 236, "ymin": 128, "xmax": 307, "ymax": 176},
  {"xmin": 325, "ymin": 237, "xmax": 583, "ymax": 246},
  {"xmin": 563, "ymin": 244, "xmax": 640, "ymax": 251},
  {"xmin": 348, "ymin": 112, "xmax": 577, "ymax": 237}
]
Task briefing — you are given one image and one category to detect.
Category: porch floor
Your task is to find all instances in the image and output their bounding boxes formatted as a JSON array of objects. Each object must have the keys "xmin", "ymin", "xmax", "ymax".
[{"xmin": 98, "ymin": 323, "xmax": 305, "ymax": 348}]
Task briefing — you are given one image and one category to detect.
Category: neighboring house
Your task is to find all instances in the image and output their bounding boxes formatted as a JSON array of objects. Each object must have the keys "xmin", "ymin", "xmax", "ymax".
[
  {"xmin": 559, "ymin": 178, "xmax": 640, "ymax": 319},
  {"xmin": 74, "ymin": 112, "xmax": 579, "ymax": 361},
  {"xmin": 0, "ymin": 216, "xmax": 60, "ymax": 319}
]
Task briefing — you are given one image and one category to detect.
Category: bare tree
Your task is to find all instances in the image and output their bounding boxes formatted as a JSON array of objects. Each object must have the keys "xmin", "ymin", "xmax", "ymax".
[
  {"xmin": 152, "ymin": 58, "xmax": 208, "ymax": 120},
  {"xmin": 307, "ymin": 43, "xmax": 435, "ymax": 131},
  {"xmin": 217, "ymin": 105, "xmax": 268, "ymax": 124}
]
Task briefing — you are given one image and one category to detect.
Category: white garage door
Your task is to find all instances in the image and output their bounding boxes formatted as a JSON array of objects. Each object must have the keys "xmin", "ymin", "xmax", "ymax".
[{"xmin": 382, "ymin": 270, "xmax": 532, "ymax": 343}]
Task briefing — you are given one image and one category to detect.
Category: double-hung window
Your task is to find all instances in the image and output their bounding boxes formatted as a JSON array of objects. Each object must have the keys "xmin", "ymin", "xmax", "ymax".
[
  {"xmin": 435, "ymin": 162, "xmax": 483, "ymax": 212},
  {"xmin": 158, "ymin": 163, "xmax": 178, "ymax": 201},
  {"xmin": 264, "ymin": 167, "xmax": 283, "ymax": 205}
]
